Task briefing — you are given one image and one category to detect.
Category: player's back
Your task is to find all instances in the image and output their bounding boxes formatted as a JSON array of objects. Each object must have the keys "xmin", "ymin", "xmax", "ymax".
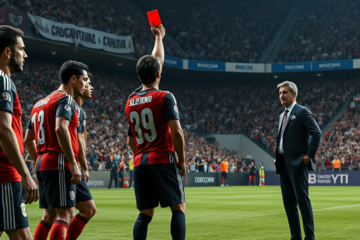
[
  {"xmin": 126, "ymin": 88, "xmax": 179, "ymax": 166},
  {"xmin": 28, "ymin": 90, "xmax": 79, "ymax": 171}
]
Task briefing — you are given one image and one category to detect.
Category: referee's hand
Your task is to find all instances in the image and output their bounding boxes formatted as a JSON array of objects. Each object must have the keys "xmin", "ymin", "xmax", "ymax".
[
  {"xmin": 22, "ymin": 174, "xmax": 39, "ymax": 204},
  {"xmin": 70, "ymin": 164, "xmax": 82, "ymax": 185}
]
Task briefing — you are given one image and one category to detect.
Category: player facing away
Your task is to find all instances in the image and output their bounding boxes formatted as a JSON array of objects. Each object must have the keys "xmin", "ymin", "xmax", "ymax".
[
  {"xmin": 24, "ymin": 61, "xmax": 88, "ymax": 240},
  {"xmin": 220, "ymin": 159, "xmax": 228, "ymax": 187},
  {"xmin": 249, "ymin": 160, "xmax": 257, "ymax": 186},
  {"xmin": 259, "ymin": 162, "xmax": 265, "ymax": 186},
  {"xmin": 0, "ymin": 25, "xmax": 39, "ymax": 240},
  {"xmin": 126, "ymin": 24, "xmax": 186, "ymax": 240}
]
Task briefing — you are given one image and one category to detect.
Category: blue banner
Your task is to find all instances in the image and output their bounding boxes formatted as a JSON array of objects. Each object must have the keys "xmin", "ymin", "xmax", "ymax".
[
  {"xmin": 312, "ymin": 60, "xmax": 353, "ymax": 71},
  {"xmin": 266, "ymin": 171, "xmax": 360, "ymax": 186},
  {"xmin": 188, "ymin": 60, "xmax": 226, "ymax": 71},
  {"xmin": 164, "ymin": 56, "xmax": 183, "ymax": 69},
  {"xmin": 271, "ymin": 62, "xmax": 312, "ymax": 73}
]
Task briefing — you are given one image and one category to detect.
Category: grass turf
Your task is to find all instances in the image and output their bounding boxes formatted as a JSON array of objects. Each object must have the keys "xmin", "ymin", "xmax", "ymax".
[{"xmin": 1, "ymin": 186, "xmax": 360, "ymax": 240}]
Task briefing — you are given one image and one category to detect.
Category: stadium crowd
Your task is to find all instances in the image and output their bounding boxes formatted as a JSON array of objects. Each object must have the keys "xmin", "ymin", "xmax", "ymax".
[
  {"xmin": 10, "ymin": 0, "xmax": 296, "ymax": 62},
  {"xmin": 315, "ymin": 102, "xmax": 360, "ymax": 171},
  {"xmin": 276, "ymin": 0, "xmax": 360, "ymax": 63},
  {"xmin": 13, "ymin": 59, "xmax": 360, "ymax": 174}
]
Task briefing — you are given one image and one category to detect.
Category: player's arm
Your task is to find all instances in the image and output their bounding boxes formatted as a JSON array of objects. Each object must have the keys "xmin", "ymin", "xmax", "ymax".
[
  {"xmin": 127, "ymin": 124, "xmax": 137, "ymax": 154},
  {"xmin": 77, "ymin": 133, "xmax": 90, "ymax": 182},
  {"xmin": 163, "ymin": 92, "xmax": 185, "ymax": 175},
  {"xmin": 151, "ymin": 24, "xmax": 166, "ymax": 74},
  {"xmin": 55, "ymin": 96, "xmax": 81, "ymax": 184},
  {"xmin": 0, "ymin": 111, "xmax": 39, "ymax": 204},
  {"xmin": 25, "ymin": 119, "xmax": 38, "ymax": 162}
]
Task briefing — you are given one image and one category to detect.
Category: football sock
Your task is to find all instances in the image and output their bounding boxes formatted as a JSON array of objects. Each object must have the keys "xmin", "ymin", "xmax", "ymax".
[
  {"xmin": 65, "ymin": 214, "xmax": 89, "ymax": 240},
  {"xmin": 171, "ymin": 210, "xmax": 186, "ymax": 240},
  {"xmin": 221, "ymin": 177, "xmax": 224, "ymax": 184},
  {"xmin": 50, "ymin": 220, "xmax": 68, "ymax": 240},
  {"xmin": 133, "ymin": 213, "xmax": 152, "ymax": 240},
  {"xmin": 34, "ymin": 220, "xmax": 52, "ymax": 240}
]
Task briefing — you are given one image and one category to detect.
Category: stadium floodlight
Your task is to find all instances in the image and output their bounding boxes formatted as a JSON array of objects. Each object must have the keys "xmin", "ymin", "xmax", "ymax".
[
  {"xmin": 274, "ymin": 75, "xmax": 278, "ymax": 78},
  {"xmin": 51, "ymin": 52, "xmax": 56, "ymax": 55},
  {"xmin": 118, "ymin": 63, "xmax": 122, "ymax": 66},
  {"xmin": 317, "ymin": 74, "xmax": 321, "ymax": 76}
]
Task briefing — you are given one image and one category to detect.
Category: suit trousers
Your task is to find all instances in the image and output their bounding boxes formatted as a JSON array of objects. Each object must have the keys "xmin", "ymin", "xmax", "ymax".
[
  {"xmin": 108, "ymin": 171, "xmax": 118, "ymax": 189},
  {"xmin": 280, "ymin": 163, "xmax": 314, "ymax": 240}
]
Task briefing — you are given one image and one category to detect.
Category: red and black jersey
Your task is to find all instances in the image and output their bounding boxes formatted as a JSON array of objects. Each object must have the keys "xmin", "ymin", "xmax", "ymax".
[
  {"xmin": 0, "ymin": 70, "xmax": 24, "ymax": 183},
  {"xmin": 27, "ymin": 90, "xmax": 79, "ymax": 171},
  {"xmin": 125, "ymin": 88, "xmax": 180, "ymax": 167}
]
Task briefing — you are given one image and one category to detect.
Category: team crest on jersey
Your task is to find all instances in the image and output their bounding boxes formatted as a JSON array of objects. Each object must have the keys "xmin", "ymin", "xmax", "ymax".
[
  {"xmin": 69, "ymin": 191, "xmax": 75, "ymax": 201},
  {"xmin": 64, "ymin": 104, "xmax": 71, "ymax": 111},
  {"xmin": 2, "ymin": 91, "xmax": 11, "ymax": 102},
  {"xmin": 174, "ymin": 105, "xmax": 179, "ymax": 113},
  {"xmin": 83, "ymin": 120, "xmax": 86, "ymax": 128},
  {"xmin": 20, "ymin": 203, "xmax": 27, "ymax": 217}
]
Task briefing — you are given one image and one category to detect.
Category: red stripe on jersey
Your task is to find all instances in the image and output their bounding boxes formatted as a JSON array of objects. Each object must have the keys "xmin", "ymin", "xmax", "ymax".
[
  {"xmin": 134, "ymin": 153, "xmax": 142, "ymax": 166},
  {"xmin": 36, "ymin": 152, "xmax": 79, "ymax": 171},
  {"xmin": 133, "ymin": 151, "xmax": 176, "ymax": 167},
  {"xmin": 0, "ymin": 93, "xmax": 23, "ymax": 183}
]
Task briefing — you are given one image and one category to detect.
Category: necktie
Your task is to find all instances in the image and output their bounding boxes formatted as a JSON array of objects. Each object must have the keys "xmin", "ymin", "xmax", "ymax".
[{"xmin": 279, "ymin": 110, "xmax": 289, "ymax": 152}]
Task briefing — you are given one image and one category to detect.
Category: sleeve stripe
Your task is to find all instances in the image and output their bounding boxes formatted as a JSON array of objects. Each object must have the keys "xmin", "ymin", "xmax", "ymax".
[
  {"xmin": 0, "ymin": 71, "xmax": 11, "ymax": 91},
  {"xmin": 67, "ymin": 95, "xmax": 73, "ymax": 105}
]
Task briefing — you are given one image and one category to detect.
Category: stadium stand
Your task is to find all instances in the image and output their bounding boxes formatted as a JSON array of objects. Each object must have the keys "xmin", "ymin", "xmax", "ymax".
[
  {"xmin": 275, "ymin": 0, "xmax": 360, "ymax": 63},
  {"xmin": 13, "ymin": 60, "xmax": 359, "ymax": 172}
]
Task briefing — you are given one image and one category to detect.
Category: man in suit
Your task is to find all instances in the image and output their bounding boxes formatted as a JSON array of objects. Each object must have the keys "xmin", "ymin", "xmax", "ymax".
[{"xmin": 274, "ymin": 81, "xmax": 321, "ymax": 240}]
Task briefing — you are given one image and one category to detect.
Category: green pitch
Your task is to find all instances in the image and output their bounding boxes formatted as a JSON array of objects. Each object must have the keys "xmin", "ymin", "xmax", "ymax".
[{"xmin": 2, "ymin": 186, "xmax": 360, "ymax": 240}]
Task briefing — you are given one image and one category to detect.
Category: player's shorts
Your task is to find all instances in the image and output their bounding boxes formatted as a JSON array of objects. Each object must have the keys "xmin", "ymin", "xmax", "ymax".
[
  {"xmin": 0, "ymin": 182, "xmax": 29, "ymax": 231},
  {"xmin": 76, "ymin": 172, "xmax": 93, "ymax": 204},
  {"xmin": 134, "ymin": 163, "xmax": 185, "ymax": 210},
  {"xmin": 36, "ymin": 170, "xmax": 76, "ymax": 209},
  {"xmin": 221, "ymin": 171, "xmax": 228, "ymax": 178},
  {"xmin": 249, "ymin": 174, "xmax": 256, "ymax": 178}
]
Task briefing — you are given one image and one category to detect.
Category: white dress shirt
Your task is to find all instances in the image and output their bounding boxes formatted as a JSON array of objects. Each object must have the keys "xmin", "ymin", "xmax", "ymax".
[{"xmin": 278, "ymin": 101, "xmax": 297, "ymax": 154}]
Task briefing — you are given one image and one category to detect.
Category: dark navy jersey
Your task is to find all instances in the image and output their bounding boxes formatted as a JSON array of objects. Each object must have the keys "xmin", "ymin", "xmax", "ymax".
[
  {"xmin": 75, "ymin": 104, "xmax": 86, "ymax": 134},
  {"xmin": 0, "ymin": 70, "xmax": 24, "ymax": 182}
]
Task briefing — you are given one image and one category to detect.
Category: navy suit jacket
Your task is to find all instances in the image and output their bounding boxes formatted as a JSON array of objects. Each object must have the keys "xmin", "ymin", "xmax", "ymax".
[{"xmin": 275, "ymin": 103, "xmax": 322, "ymax": 175}]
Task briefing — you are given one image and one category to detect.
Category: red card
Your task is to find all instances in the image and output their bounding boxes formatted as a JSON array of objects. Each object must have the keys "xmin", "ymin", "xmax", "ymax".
[{"xmin": 147, "ymin": 9, "xmax": 162, "ymax": 27}]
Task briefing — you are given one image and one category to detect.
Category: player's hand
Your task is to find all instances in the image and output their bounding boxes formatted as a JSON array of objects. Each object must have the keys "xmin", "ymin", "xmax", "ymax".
[
  {"xmin": 70, "ymin": 164, "xmax": 82, "ymax": 185},
  {"xmin": 303, "ymin": 155, "xmax": 311, "ymax": 165},
  {"xmin": 273, "ymin": 159, "xmax": 276, "ymax": 166},
  {"xmin": 22, "ymin": 174, "xmax": 39, "ymax": 204},
  {"xmin": 83, "ymin": 169, "xmax": 90, "ymax": 183},
  {"xmin": 151, "ymin": 24, "xmax": 166, "ymax": 39},
  {"xmin": 177, "ymin": 162, "xmax": 186, "ymax": 177}
]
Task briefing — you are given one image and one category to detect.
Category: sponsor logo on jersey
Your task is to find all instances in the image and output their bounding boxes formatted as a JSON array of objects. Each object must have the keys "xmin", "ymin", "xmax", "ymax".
[
  {"xmin": 129, "ymin": 96, "xmax": 152, "ymax": 107},
  {"xmin": 20, "ymin": 203, "xmax": 27, "ymax": 217},
  {"xmin": 2, "ymin": 91, "xmax": 11, "ymax": 102},
  {"xmin": 70, "ymin": 191, "xmax": 75, "ymax": 201},
  {"xmin": 64, "ymin": 104, "xmax": 71, "ymax": 111}
]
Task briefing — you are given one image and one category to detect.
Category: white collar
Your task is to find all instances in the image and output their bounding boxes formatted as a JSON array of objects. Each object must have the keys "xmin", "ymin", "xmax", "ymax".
[{"xmin": 285, "ymin": 101, "xmax": 297, "ymax": 113}]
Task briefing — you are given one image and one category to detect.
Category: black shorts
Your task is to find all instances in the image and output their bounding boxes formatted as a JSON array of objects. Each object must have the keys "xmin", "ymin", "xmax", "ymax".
[
  {"xmin": 0, "ymin": 182, "xmax": 29, "ymax": 231},
  {"xmin": 36, "ymin": 170, "xmax": 76, "ymax": 209},
  {"xmin": 134, "ymin": 163, "xmax": 185, "ymax": 210},
  {"xmin": 221, "ymin": 172, "xmax": 228, "ymax": 178},
  {"xmin": 76, "ymin": 173, "xmax": 93, "ymax": 204}
]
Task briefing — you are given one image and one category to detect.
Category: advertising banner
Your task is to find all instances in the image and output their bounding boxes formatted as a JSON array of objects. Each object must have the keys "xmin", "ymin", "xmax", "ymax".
[
  {"xmin": 186, "ymin": 172, "xmax": 256, "ymax": 187},
  {"xmin": 164, "ymin": 56, "xmax": 183, "ymax": 69},
  {"xmin": 265, "ymin": 171, "xmax": 360, "ymax": 186},
  {"xmin": 188, "ymin": 60, "xmax": 226, "ymax": 71},
  {"xmin": 5, "ymin": 8, "xmax": 27, "ymax": 33},
  {"xmin": 312, "ymin": 60, "xmax": 353, "ymax": 71},
  {"xmin": 271, "ymin": 62, "xmax": 312, "ymax": 73},
  {"xmin": 226, "ymin": 62, "xmax": 265, "ymax": 73},
  {"xmin": 0, "ymin": 7, "xmax": 4, "ymax": 24},
  {"xmin": 28, "ymin": 14, "xmax": 134, "ymax": 54},
  {"xmin": 88, "ymin": 172, "xmax": 130, "ymax": 189}
]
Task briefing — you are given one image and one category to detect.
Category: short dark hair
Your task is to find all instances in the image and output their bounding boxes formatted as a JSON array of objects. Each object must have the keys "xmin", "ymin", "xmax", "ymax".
[
  {"xmin": 59, "ymin": 60, "xmax": 89, "ymax": 84},
  {"xmin": 88, "ymin": 72, "xmax": 93, "ymax": 79},
  {"xmin": 0, "ymin": 25, "xmax": 24, "ymax": 54},
  {"xmin": 136, "ymin": 55, "xmax": 160, "ymax": 84}
]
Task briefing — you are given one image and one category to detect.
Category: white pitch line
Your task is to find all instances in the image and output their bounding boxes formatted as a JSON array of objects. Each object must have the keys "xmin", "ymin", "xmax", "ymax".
[{"xmin": 313, "ymin": 204, "xmax": 360, "ymax": 211}]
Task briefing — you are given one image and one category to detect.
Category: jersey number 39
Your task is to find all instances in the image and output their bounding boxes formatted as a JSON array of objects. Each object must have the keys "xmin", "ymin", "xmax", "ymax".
[{"xmin": 130, "ymin": 108, "xmax": 157, "ymax": 144}]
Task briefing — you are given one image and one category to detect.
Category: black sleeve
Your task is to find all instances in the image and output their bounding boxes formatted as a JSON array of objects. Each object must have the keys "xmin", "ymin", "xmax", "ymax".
[
  {"xmin": 163, "ymin": 93, "xmax": 180, "ymax": 122},
  {"xmin": 77, "ymin": 108, "xmax": 86, "ymax": 133},
  {"xmin": 26, "ymin": 119, "xmax": 32, "ymax": 130},
  {"xmin": 127, "ymin": 124, "xmax": 134, "ymax": 137},
  {"xmin": 302, "ymin": 107, "xmax": 322, "ymax": 158},
  {"xmin": 55, "ymin": 95, "xmax": 76, "ymax": 121},
  {"xmin": 0, "ymin": 75, "xmax": 15, "ymax": 114}
]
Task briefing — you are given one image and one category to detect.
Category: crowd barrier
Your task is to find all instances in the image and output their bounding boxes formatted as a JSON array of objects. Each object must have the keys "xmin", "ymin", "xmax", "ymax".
[
  {"xmin": 88, "ymin": 172, "xmax": 260, "ymax": 188},
  {"xmin": 265, "ymin": 171, "xmax": 360, "ymax": 186}
]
